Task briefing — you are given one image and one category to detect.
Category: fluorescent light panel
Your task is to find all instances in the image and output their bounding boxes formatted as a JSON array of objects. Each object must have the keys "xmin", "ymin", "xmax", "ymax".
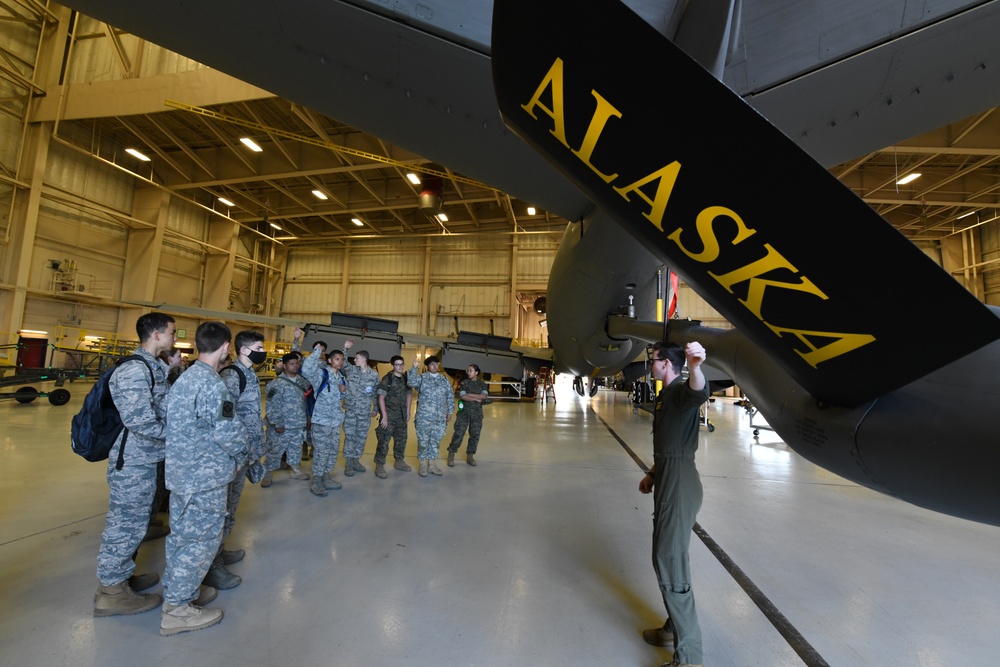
[
  {"xmin": 437, "ymin": 213, "xmax": 448, "ymax": 222},
  {"xmin": 269, "ymin": 222, "xmax": 282, "ymax": 230},
  {"xmin": 218, "ymin": 197, "xmax": 235, "ymax": 207},
  {"xmin": 896, "ymin": 173, "xmax": 921, "ymax": 185},
  {"xmin": 406, "ymin": 173, "xmax": 421, "ymax": 185},
  {"xmin": 240, "ymin": 137, "xmax": 263, "ymax": 152},
  {"xmin": 351, "ymin": 218, "xmax": 364, "ymax": 227},
  {"xmin": 527, "ymin": 206, "xmax": 536, "ymax": 216},
  {"xmin": 19, "ymin": 329, "xmax": 48, "ymax": 335},
  {"xmin": 311, "ymin": 189, "xmax": 328, "ymax": 200},
  {"xmin": 957, "ymin": 210, "xmax": 977, "ymax": 219},
  {"xmin": 125, "ymin": 148, "xmax": 151, "ymax": 161}
]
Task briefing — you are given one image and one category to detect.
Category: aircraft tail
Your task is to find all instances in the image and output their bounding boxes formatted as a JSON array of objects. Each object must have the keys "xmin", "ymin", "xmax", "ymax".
[{"xmin": 491, "ymin": 0, "xmax": 1000, "ymax": 406}]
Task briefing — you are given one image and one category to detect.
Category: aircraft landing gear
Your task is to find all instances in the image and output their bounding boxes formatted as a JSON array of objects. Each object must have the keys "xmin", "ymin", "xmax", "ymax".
[
  {"xmin": 573, "ymin": 377, "xmax": 585, "ymax": 396},
  {"xmin": 588, "ymin": 381, "xmax": 599, "ymax": 397}
]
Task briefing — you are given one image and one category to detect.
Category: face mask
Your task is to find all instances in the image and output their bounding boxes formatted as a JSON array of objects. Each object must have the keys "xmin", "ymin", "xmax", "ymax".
[{"xmin": 247, "ymin": 349, "xmax": 267, "ymax": 364}]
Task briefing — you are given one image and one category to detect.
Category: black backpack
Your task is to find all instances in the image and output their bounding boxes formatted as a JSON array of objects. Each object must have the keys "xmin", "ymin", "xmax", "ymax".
[{"xmin": 70, "ymin": 355, "xmax": 156, "ymax": 469}]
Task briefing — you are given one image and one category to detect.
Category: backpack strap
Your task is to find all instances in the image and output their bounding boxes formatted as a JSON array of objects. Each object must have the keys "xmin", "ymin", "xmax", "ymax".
[
  {"xmin": 317, "ymin": 368, "xmax": 330, "ymax": 394},
  {"xmin": 278, "ymin": 375, "xmax": 308, "ymax": 395},
  {"xmin": 222, "ymin": 364, "xmax": 248, "ymax": 395}
]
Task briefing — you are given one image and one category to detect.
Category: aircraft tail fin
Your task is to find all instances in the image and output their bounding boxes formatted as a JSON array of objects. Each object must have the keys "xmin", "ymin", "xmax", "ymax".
[{"xmin": 491, "ymin": 0, "xmax": 1000, "ymax": 406}]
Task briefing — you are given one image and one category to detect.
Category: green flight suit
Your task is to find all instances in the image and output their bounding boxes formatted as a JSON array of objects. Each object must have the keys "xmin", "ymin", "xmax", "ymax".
[{"xmin": 651, "ymin": 376, "xmax": 710, "ymax": 665}]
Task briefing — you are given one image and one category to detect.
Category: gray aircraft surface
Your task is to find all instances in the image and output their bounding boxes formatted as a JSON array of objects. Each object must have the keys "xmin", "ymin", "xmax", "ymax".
[{"xmin": 59, "ymin": 0, "xmax": 1000, "ymax": 525}]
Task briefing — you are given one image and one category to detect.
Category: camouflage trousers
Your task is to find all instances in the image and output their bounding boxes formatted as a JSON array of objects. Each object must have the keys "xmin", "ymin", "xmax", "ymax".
[
  {"xmin": 311, "ymin": 421, "xmax": 344, "ymax": 477},
  {"xmin": 374, "ymin": 412, "xmax": 408, "ymax": 464},
  {"xmin": 448, "ymin": 410, "xmax": 484, "ymax": 455},
  {"xmin": 264, "ymin": 426, "xmax": 305, "ymax": 471},
  {"xmin": 414, "ymin": 417, "xmax": 448, "ymax": 461},
  {"xmin": 162, "ymin": 485, "xmax": 227, "ymax": 605},
  {"xmin": 96, "ymin": 457, "xmax": 158, "ymax": 585},
  {"xmin": 342, "ymin": 409, "xmax": 372, "ymax": 459},
  {"xmin": 221, "ymin": 468, "xmax": 245, "ymax": 546}
]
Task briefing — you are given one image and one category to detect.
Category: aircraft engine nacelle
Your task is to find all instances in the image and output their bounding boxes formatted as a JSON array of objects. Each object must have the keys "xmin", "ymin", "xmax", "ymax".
[{"xmin": 547, "ymin": 211, "xmax": 661, "ymax": 378}]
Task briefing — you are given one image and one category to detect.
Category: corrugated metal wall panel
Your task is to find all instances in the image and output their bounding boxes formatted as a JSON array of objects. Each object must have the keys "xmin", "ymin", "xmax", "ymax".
[
  {"xmin": 45, "ymin": 137, "xmax": 136, "ymax": 212},
  {"xmin": 286, "ymin": 248, "xmax": 345, "ymax": 278},
  {"xmin": 980, "ymin": 221, "xmax": 1000, "ymax": 304},
  {"xmin": 154, "ymin": 244, "xmax": 203, "ymax": 303},
  {"xmin": 280, "ymin": 235, "xmax": 559, "ymax": 337},
  {"xmin": 0, "ymin": 115, "xmax": 20, "ymax": 170},
  {"xmin": 167, "ymin": 199, "xmax": 210, "ymax": 244},
  {"xmin": 32, "ymin": 202, "xmax": 127, "ymax": 297}
]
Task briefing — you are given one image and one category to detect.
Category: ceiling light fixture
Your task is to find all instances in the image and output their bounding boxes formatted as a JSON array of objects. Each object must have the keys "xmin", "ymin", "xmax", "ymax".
[
  {"xmin": 527, "ymin": 206, "xmax": 536, "ymax": 216},
  {"xmin": 125, "ymin": 148, "xmax": 151, "ymax": 161},
  {"xmin": 896, "ymin": 173, "xmax": 921, "ymax": 185},
  {"xmin": 352, "ymin": 218, "xmax": 364, "ymax": 227},
  {"xmin": 406, "ymin": 173, "xmax": 421, "ymax": 185},
  {"xmin": 437, "ymin": 213, "xmax": 448, "ymax": 222},
  {"xmin": 218, "ymin": 197, "xmax": 235, "ymax": 207},
  {"xmin": 957, "ymin": 210, "xmax": 977, "ymax": 219},
  {"xmin": 311, "ymin": 190, "xmax": 328, "ymax": 200},
  {"xmin": 240, "ymin": 137, "xmax": 263, "ymax": 152},
  {"xmin": 269, "ymin": 222, "xmax": 282, "ymax": 230},
  {"xmin": 19, "ymin": 329, "xmax": 48, "ymax": 335}
]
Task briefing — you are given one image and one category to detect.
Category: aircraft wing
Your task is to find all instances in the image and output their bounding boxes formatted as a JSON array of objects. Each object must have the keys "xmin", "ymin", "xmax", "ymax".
[{"xmin": 491, "ymin": 0, "xmax": 1000, "ymax": 407}]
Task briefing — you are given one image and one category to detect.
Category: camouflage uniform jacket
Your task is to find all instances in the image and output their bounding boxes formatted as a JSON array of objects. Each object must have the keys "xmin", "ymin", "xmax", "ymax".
[
  {"xmin": 343, "ymin": 363, "xmax": 379, "ymax": 415},
  {"xmin": 377, "ymin": 371, "xmax": 411, "ymax": 416},
  {"xmin": 264, "ymin": 372, "xmax": 310, "ymax": 429},
  {"xmin": 221, "ymin": 361, "xmax": 265, "ymax": 463},
  {"xmin": 407, "ymin": 368, "xmax": 455, "ymax": 421},
  {"xmin": 108, "ymin": 347, "xmax": 168, "ymax": 465},
  {"xmin": 165, "ymin": 360, "xmax": 248, "ymax": 494},
  {"xmin": 301, "ymin": 350, "xmax": 347, "ymax": 427}
]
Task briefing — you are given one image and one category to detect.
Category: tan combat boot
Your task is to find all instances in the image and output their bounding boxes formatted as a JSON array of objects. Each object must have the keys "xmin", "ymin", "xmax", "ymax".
[
  {"xmin": 418, "ymin": 460, "xmax": 428, "ymax": 477},
  {"xmin": 260, "ymin": 470, "xmax": 273, "ymax": 487},
  {"xmin": 447, "ymin": 451, "xmax": 455, "ymax": 467},
  {"xmin": 428, "ymin": 459, "xmax": 443, "ymax": 476},
  {"xmin": 374, "ymin": 463, "xmax": 387, "ymax": 479},
  {"xmin": 323, "ymin": 473, "xmax": 343, "ymax": 490},
  {"xmin": 160, "ymin": 602, "xmax": 223, "ymax": 636},
  {"xmin": 394, "ymin": 458, "xmax": 412, "ymax": 472},
  {"xmin": 289, "ymin": 466, "xmax": 310, "ymax": 480},
  {"xmin": 466, "ymin": 454, "xmax": 477, "ymax": 466},
  {"xmin": 94, "ymin": 581, "xmax": 161, "ymax": 617}
]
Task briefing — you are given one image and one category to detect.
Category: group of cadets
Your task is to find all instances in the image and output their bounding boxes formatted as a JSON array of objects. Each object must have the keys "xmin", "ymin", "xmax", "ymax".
[{"xmin": 93, "ymin": 316, "xmax": 487, "ymax": 636}]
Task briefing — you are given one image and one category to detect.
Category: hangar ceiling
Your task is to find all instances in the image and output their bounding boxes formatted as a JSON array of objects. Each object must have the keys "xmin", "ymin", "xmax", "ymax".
[
  {"xmin": 55, "ymin": 97, "xmax": 569, "ymax": 246},
  {"xmin": 55, "ymin": 95, "xmax": 1000, "ymax": 246}
]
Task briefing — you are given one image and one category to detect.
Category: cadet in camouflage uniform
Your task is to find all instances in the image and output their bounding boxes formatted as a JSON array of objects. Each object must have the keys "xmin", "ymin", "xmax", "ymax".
[
  {"xmin": 447, "ymin": 364, "xmax": 490, "ymax": 467},
  {"xmin": 300, "ymin": 339, "xmax": 349, "ymax": 496},
  {"xmin": 407, "ymin": 355, "xmax": 454, "ymax": 477},
  {"xmin": 207, "ymin": 330, "xmax": 267, "ymax": 590},
  {"xmin": 340, "ymin": 339, "xmax": 379, "ymax": 476},
  {"xmin": 262, "ymin": 353, "xmax": 312, "ymax": 483},
  {"xmin": 160, "ymin": 321, "xmax": 247, "ymax": 636},
  {"xmin": 94, "ymin": 312, "xmax": 175, "ymax": 618},
  {"xmin": 374, "ymin": 355, "xmax": 413, "ymax": 478}
]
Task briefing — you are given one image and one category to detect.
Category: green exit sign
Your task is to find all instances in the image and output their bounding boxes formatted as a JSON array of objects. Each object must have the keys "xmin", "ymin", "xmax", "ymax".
[{"xmin": 176, "ymin": 328, "xmax": 187, "ymax": 339}]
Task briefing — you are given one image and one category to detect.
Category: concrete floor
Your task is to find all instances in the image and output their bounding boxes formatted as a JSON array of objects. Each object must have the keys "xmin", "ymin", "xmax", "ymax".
[{"xmin": 2, "ymin": 376, "xmax": 999, "ymax": 666}]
